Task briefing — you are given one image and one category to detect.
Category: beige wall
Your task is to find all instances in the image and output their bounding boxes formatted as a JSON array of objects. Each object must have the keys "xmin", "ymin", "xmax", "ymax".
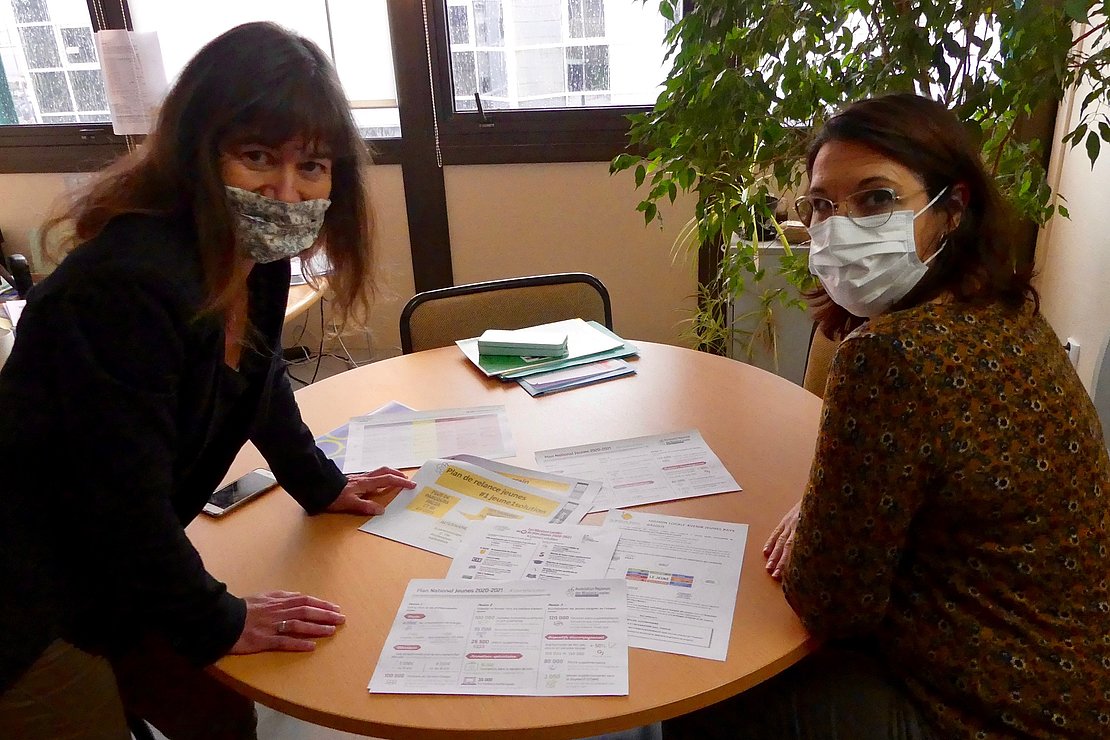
[
  {"xmin": 0, "ymin": 160, "xmax": 696, "ymax": 357},
  {"xmin": 1036, "ymin": 38, "xmax": 1110, "ymax": 395},
  {"xmin": 444, "ymin": 162, "xmax": 697, "ymax": 346}
]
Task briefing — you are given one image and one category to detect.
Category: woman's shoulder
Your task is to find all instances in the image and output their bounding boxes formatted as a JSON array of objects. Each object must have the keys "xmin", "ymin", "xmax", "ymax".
[
  {"xmin": 38, "ymin": 213, "xmax": 204, "ymax": 306},
  {"xmin": 851, "ymin": 299, "xmax": 1029, "ymax": 345}
]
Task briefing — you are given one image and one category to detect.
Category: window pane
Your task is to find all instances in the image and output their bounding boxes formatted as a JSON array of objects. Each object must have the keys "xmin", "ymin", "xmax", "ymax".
[
  {"xmin": 452, "ymin": 50, "xmax": 477, "ymax": 97},
  {"xmin": 514, "ymin": 0, "xmax": 561, "ymax": 44},
  {"xmin": 12, "ymin": 0, "xmax": 49, "ymax": 24},
  {"xmin": 477, "ymin": 50, "xmax": 507, "ymax": 97},
  {"xmin": 568, "ymin": 0, "xmax": 604, "ymax": 39},
  {"xmin": 60, "ymin": 26, "xmax": 96, "ymax": 64},
  {"xmin": 128, "ymin": 0, "xmax": 401, "ymax": 138},
  {"xmin": 30, "ymin": 69, "xmax": 70, "ymax": 112},
  {"xmin": 0, "ymin": 0, "xmax": 102, "ymax": 124},
  {"xmin": 473, "ymin": 1, "xmax": 503, "ymax": 46},
  {"xmin": 443, "ymin": 0, "xmax": 673, "ymax": 112},
  {"xmin": 19, "ymin": 25, "xmax": 60, "ymax": 68},
  {"xmin": 564, "ymin": 45, "xmax": 608, "ymax": 105},
  {"xmin": 448, "ymin": 4, "xmax": 470, "ymax": 45},
  {"xmin": 515, "ymin": 47, "xmax": 564, "ymax": 98},
  {"xmin": 69, "ymin": 68, "xmax": 106, "ymax": 111}
]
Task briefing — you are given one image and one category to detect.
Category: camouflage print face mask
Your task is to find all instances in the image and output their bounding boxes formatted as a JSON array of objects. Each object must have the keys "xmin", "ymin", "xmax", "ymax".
[{"xmin": 224, "ymin": 186, "xmax": 331, "ymax": 264}]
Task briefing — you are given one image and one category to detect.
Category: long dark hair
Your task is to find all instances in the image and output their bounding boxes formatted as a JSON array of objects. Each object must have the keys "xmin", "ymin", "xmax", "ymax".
[
  {"xmin": 43, "ymin": 22, "xmax": 374, "ymax": 325},
  {"xmin": 804, "ymin": 93, "xmax": 1037, "ymax": 339}
]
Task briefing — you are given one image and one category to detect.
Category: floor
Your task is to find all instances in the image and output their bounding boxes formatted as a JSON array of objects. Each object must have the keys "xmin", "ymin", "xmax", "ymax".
[{"xmin": 146, "ymin": 710, "xmax": 661, "ymax": 739}]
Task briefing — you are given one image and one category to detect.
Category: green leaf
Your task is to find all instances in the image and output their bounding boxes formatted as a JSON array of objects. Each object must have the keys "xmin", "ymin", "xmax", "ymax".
[
  {"xmin": 643, "ymin": 202, "xmax": 658, "ymax": 226},
  {"xmin": 659, "ymin": 0, "xmax": 674, "ymax": 23},
  {"xmin": 609, "ymin": 153, "xmax": 637, "ymax": 174},
  {"xmin": 1086, "ymin": 130, "xmax": 1101, "ymax": 167},
  {"xmin": 1063, "ymin": 0, "xmax": 1090, "ymax": 21},
  {"xmin": 634, "ymin": 164, "xmax": 646, "ymax": 188}
]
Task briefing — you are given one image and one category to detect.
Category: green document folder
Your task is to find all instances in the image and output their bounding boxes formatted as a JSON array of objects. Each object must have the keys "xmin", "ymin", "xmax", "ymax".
[{"xmin": 456, "ymin": 319, "xmax": 638, "ymax": 378}]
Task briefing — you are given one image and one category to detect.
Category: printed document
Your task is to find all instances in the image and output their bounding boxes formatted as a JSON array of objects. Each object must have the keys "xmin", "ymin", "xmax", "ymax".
[
  {"xmin": 94, "ymin": 31, "xmax": 168, "ymax": 135},
  {"xmin": 342, "ymin": 405, "xmax": 514, "ymax": 473},
  {"xmin": 316, "ymin": 401, "xmax": 414, "ymax": 469},
  {"xmin": 368, "ymin": 578, "xmax": 628, "ymax": 696},
  {"xmin": 603, "ymin": 510, "xmax": 747, "ymax": 661},
  {"xmin": 359, "ymin": 457, "xmax": 600, "ymax": 557},
  {"xmin": 535, "ymin": 430, "xmax": 741, "ymax": 512},
  {"xmin": 445, "ymin": 521, "xmax": 620, "ymax": 581}
]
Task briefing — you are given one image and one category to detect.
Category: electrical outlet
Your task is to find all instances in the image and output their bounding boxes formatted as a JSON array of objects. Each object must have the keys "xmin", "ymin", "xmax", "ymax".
[{"xmin": 1066, "ymin": 338, "xmax": 1081, "ymax": 367}]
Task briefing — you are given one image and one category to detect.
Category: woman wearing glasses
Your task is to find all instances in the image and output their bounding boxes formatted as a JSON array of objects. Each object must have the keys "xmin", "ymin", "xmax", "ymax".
[{"xmin": 666, "ymin": 94, "xmax": 1110, "ymax": 738}]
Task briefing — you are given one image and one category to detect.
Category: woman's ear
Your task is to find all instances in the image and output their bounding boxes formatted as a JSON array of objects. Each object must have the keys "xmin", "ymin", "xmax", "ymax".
[{"xmin": 947, "ymin": 182, "xmax": 969, "ymax": 230}]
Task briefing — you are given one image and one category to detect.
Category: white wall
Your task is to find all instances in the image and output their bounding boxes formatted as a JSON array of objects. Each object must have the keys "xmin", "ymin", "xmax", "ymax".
[{"xmin": 1036, "ymin": 37, "xmax": 1110, "ymax": 395}]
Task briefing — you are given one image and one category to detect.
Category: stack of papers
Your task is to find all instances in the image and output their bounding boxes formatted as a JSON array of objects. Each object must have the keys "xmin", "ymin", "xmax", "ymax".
[
  {"xmin": 517, "ymin": 358, "xmax": 634, "ymax": 396},
  {"xmin": 457, "ymin": 318, "xmax": 638, "ymax": 379}
]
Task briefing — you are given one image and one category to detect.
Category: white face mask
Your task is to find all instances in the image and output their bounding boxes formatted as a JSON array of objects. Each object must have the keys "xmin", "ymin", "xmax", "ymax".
[
  {"xmin": 225, "ymin": 186, "xmax": 332, "ymax": 264},
  {"xmin": 807, "ymin": 187, "xmax": 948, "ymax": 318}
]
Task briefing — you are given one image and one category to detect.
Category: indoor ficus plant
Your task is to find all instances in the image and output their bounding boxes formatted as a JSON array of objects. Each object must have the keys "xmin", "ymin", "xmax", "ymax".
[{"xmin": 613, "ymin": 0, "xmax": 1110, "ymax": 354}]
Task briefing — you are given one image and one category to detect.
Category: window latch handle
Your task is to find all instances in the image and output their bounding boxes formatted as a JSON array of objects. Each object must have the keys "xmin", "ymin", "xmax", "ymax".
[{"xmin": 474, "ymin": 93, "xmax": 494, "ymax": 128}]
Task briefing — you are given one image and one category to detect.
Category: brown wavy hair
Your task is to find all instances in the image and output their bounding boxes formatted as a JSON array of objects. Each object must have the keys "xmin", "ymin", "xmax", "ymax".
[
  {"xmin": 42, "ymin": 21, "xmax": 374, "ymax": 326},
  {"xmin": 804, "ymin": 93, "xmax": 1038, "ymax": 339}
]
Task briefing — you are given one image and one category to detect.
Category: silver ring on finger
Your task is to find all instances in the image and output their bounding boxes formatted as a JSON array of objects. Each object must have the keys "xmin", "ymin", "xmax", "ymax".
[{"xmin": 278, "ymin": 620, "xmax": 289, "ymax": 634}]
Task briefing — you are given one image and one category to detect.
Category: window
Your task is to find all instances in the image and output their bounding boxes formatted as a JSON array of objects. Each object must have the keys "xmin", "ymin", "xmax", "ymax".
[
  {"xmin": 437, "ymin": 0, "xmax": 672, "ymax": 114},
  {"xmin": 0, "ymin": 0, "xmax": 110, "ymax": 124},
  {"xmin": 2, "ymin": 0, "xmax": 680, "ymax": 172},
  {"xmin": 127, "ymin": 0, "xmax": 401, "ymax": 138},
  {"xmin": 2, "ymin": 0, "xmax": 411, "ymax": 172}
]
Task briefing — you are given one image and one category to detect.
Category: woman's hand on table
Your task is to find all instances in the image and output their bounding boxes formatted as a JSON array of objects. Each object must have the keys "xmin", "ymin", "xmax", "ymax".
[
  {"xmin": 229, "ymin": 590, "xmax": 346, "ymax": 654},
  {"xmin": 324, "ymin": 467, "xmax": 415, "ymax": 516},
  {"xmin": 764, "ymin": 500, "xmax": 801, "ymax": 580}
]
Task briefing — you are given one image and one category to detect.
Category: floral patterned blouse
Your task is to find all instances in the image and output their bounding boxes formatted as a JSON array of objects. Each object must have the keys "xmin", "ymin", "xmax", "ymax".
[{"xmin": 783, "ymin": 300, "xmax": 1110, "ymax": 739}]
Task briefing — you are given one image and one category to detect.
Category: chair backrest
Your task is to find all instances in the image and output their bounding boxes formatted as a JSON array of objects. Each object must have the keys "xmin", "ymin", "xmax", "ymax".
[
  {"xmin": 1094, "ymin": 332, "xmax": 1110, "ymax": 451},
  {"xmin": 400, "ymin": 273, "xmax": 612, "ymax": 354},
  {"xmin": 802, "ymin": 323, "xmax": 841, "ymax": 398}
]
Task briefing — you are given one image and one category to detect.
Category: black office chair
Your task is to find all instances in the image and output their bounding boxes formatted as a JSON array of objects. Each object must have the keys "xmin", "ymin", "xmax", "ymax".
[
  {"xmin": 399, "ymin": 272, "xmax": 613, "ymax": 354},
  {"xmin": 0, "ymin": 226, "xmax": 33, "ymax": 298}
]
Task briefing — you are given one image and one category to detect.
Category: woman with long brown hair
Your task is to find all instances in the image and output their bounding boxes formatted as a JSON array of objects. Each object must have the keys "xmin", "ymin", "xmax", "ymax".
[
  {"xmin": 0, "ymin": 22, "xmax": 412, "ymax": 739},
  {"xmin": 666, "ymin": 94, "xmax": 1110, "ymax": 738}
]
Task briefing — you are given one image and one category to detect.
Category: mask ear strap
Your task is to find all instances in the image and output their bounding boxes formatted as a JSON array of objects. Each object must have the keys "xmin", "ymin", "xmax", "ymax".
[
  {"xmin": 913, "ymin": 186, "xmax": 950, "ymax": 218},
  {"xmin": 924, "ymin": 233, "xmax": 950, "ymax": 266}
]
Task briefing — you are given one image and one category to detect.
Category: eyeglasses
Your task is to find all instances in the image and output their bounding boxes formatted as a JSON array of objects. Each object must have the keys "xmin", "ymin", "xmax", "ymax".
[{"xmin": 794, "ymin": 187, "xmax": 928, "ymax": 228}]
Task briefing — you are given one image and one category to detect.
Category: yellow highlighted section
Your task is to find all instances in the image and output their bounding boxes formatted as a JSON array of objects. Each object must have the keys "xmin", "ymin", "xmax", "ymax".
[
  {"xmin": 406, "ymin": 487, "xmax": 459, "ymax": 518},
  {"xmin": 436, "ymin": 465, "xmax": 559, "ymax": 517}
]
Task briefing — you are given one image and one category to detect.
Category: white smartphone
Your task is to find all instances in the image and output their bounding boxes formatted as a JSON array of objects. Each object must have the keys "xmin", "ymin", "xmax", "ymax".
[{"xmin": 202, "ymin": 468, "xmax": 277, "ymax": 517}]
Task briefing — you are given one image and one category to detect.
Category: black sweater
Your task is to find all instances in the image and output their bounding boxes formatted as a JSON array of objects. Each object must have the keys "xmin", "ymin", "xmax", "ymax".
[{"xmin": 0, "ymin": 214, "xmax": 347, "ymax": 690}]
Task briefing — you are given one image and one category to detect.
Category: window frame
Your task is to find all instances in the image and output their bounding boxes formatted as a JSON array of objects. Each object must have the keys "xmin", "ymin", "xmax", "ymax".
[
  {"xmin": 424, "ymin": 0, "xmax": 668, "ymax": 165},
  {"xmin": 0, "ymin": 0, "xmax": 403, "ymax": 173},
  {"xmin": 0, "ymin": 0, "xmax": 127, "ymax": 172}
]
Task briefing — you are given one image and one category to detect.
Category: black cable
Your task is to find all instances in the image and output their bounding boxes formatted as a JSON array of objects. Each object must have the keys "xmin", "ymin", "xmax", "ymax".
[{"xmin": 309, "ymin": 299, "xmax": 325, "ymax": 384}]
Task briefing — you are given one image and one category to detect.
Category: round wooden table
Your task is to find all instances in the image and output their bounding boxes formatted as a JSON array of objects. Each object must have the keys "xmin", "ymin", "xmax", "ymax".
[
  {"xmin": 285, "ymin": 281, "xmax": 327, "ymax": 324},
  {"xmin": 187, "ymin": 342, "xmax": 821, "ymax": 738}
]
